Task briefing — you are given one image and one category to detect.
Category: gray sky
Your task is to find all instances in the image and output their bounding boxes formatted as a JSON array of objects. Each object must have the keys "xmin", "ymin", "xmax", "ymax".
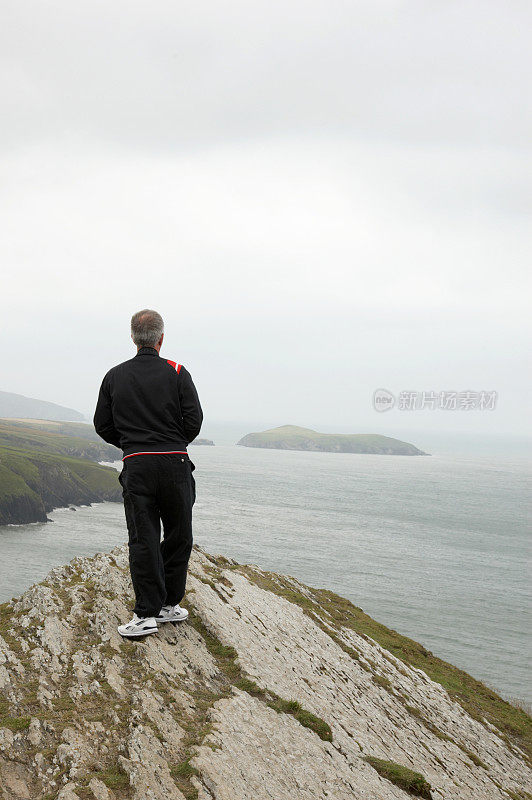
[{"xmin": 1, "ymin": 0, "xmax": 530, "ymax": 438}]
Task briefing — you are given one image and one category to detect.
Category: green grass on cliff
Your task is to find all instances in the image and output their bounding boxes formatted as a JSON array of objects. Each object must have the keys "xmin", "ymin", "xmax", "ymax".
[
  {"xmin": 0, "ymin": 418, "xmax": 120, "ymax": 461},
  {"xmin": 0, "ymin": 418, "xmax": 122, "ymax": 524},
  {"xmin": 0, "ymin": 698, "xmax": 31, "ymax": 732},
  {"xmin": 0, "ymin": 444, "xmax": 121, "ymax": 524},
  {"xmin": 365, "ymin": 757, "xmax": 433, "ymax": 798}
]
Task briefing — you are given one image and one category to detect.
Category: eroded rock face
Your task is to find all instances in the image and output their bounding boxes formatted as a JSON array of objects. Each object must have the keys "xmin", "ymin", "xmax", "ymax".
[{"xmin": 0, "ymin": 546, "xmax": 530, "ymax": 800}]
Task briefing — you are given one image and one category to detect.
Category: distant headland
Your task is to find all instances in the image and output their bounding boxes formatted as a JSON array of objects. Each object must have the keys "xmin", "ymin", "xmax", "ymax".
[
  {"xmin": 0, "ymin": 418, "xmax": 122, "ymax": 525},
  {"xmin": 237, "ymin": 425, "xmax": 428, "ymax": 455},
  {"xmin": 0, "ymin": 389, "xmax": 84, "ymax": 422}
]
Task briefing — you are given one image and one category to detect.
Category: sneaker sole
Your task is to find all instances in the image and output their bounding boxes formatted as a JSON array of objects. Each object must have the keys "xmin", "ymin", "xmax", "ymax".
[
  {"xmin": 118, "ymin": 627, "xmax": 158, "ymax": 638},
  {"xmin": 155, "ymin": 613, "xmax": 189, "ymax": 623}
]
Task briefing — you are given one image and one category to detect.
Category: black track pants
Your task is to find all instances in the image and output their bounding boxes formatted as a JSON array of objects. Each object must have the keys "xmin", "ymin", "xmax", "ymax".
[{"xmin": 118, "ymin": 453, "xmax": 196, "ymax": 618}]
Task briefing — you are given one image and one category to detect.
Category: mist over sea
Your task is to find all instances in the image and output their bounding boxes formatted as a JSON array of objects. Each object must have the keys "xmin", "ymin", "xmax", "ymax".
[{"xmin": 1, "ymin": 439, "xmax": 530, "ymax": 706}]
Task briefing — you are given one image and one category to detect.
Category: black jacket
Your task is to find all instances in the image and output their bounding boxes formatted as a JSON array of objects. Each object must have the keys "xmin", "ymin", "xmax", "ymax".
[{"xmin": 93, "ymin": 346, "xmax": 203, "ymax": 458}]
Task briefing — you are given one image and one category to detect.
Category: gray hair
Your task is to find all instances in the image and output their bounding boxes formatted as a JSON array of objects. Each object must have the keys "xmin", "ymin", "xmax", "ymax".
[{"xmin": 131, "ymin": 309, "xmax": 164, "ymax": 347}]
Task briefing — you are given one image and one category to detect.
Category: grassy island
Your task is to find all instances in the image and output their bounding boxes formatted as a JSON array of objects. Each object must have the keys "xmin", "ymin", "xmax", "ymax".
[{"xmin": 237, "ymin": 425, "xmax": 428, "ymax": 455}]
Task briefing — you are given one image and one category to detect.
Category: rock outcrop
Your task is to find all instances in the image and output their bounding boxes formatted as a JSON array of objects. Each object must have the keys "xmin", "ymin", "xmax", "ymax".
[{"xmin": 0, "ymin": 546, "xmax": 530, "ymax": 800}]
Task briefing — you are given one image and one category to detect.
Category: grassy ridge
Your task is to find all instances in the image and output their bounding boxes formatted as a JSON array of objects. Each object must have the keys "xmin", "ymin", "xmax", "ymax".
[
  {"xmin": 0, "ymin": 419, "xmax": 122, "ymax": 525},
  {"xmin": 0, "ymin": 445, "xmax": 122, "ymax": 525},
  {"xmin": 237, "ymin": 424, "xmax": 427, "ymax": 455},
  {"xmin": 0, "ymin": 418, "xmax": 120, "ymax": 461}
]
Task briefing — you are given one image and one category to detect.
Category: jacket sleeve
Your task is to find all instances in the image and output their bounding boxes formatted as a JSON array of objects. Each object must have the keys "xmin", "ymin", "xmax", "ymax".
[
  {"xmin": 178, "ymin": 367, "xmax": 203, "ymax": 444},
  {"xmin": 93, "ymin": 374, "xmax": 121, "ymax": 448}
]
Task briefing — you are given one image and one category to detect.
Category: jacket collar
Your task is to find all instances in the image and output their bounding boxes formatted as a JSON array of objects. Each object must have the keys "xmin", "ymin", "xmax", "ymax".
[{"xmin": 135, "ymin": 347, "xmax": 159, "ymax": 357}]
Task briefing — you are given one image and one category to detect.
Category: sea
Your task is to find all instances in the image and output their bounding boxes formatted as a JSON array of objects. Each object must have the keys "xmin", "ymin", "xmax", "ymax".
[{"xmin": 1, "ymin": 436, "xmax": 530, "ymax": 706}]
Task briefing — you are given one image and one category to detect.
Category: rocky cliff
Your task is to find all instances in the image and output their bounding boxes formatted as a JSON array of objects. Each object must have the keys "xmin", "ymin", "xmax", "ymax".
[
  {"xmin": 0, "ymin": 546, "xmax": 530, "ymax": 800},
  {"xmin": 0, "ymin": 419, "xmax": 122, "ymax": 525},
  {"xmin": 0, "ymin": 452, "xmax": 122, "ymax": 525}
]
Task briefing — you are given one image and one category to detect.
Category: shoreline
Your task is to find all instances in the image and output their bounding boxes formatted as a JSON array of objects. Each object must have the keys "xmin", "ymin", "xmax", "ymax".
[
  {"xmin": 3, "ymin": 500, "xmax": 103, "ymax": 527},
  {"xmin": 0, "ymin": 456, "xmax": 122, "ymax": 526},
  {"xmin": 2, "ymin": 448, "xmax": 530, "ymax": 709},
  {"xmin": 0, "ymin": 501, "xmax": 531, "ymax": 710}
]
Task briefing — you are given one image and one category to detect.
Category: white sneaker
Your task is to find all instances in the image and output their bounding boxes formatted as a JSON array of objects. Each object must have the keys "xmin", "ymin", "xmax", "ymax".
[
  {"xmin": 117, "ymin": 614, "xmax": 158, "ymax": 638},
  {"xmin": 155, "ymin": 604, "xmax": 189, "ymax": 623}
]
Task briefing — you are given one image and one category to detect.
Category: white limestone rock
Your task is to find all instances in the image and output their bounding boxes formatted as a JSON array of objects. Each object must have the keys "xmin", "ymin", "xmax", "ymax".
[{"xmin": 0, "ymin": 544, "xmax": 529, "ymax": 800}]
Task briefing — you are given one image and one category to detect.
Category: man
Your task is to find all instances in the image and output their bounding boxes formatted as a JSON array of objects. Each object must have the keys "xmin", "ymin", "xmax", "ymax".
[{"xmin": 94, "ymin": 309, "xmax": 203, "ymax": 638}]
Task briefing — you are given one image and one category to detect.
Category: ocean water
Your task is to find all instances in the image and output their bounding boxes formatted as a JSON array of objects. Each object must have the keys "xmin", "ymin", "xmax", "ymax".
[{"xmin": 1, "ymin": 445, "xmax": 530, "ymax": 705}]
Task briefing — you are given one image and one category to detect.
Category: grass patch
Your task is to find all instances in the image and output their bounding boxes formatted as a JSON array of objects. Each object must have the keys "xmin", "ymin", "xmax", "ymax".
[
  {"xmin": 372, "ymin": 673, "xmax": 393, "ymax": 692},
  {"xmin": 0, "ymin": 697, "xmax": 31, "ymax": 731},
  {"xmin": 91, "ymin": 765, "xmax": 129, "ymax": 790},
  {"xmin": 202, "ymin": 562, "xmax": 233, "ymax": 588},
  {"xmin": 169, "ymin": 740, "xmax": 203, "ymax": 799},
  {"xmin": 269, "ymin": 698, "xmax": 333, "ymax": 742},
  {"xmin": 234, "ymin": 677, "xmax": 265, "ymax": 696},
  {"xmin": 0, "ymin": 703, "xmax": 31, "ymax": 731},
  {"xmin": 185, "ymin": 607, "xmax": 240, "ymax": 680},
  {"xmin": 455, "ymin": 743, "xmax": 488, "ymax": 769},
  {"xmin": 171, "ymin": 758, "xmax": 200, "ymax": 778},
  {"xmin": 0, "ymin": 600, "xmax": 15, "ymax": 623},
  {"xmin": 53, "ymin": 693, "xmax": 76, "ymax": 713},
  {"xmin": 365, "ymin": 756, "xmax": 432, "ymax": 798}
]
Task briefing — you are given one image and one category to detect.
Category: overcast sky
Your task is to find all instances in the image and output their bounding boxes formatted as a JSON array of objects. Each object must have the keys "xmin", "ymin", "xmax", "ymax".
[{"xmin": 1, "ymin": 0, "xmax": 530, "ymax": 439}]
